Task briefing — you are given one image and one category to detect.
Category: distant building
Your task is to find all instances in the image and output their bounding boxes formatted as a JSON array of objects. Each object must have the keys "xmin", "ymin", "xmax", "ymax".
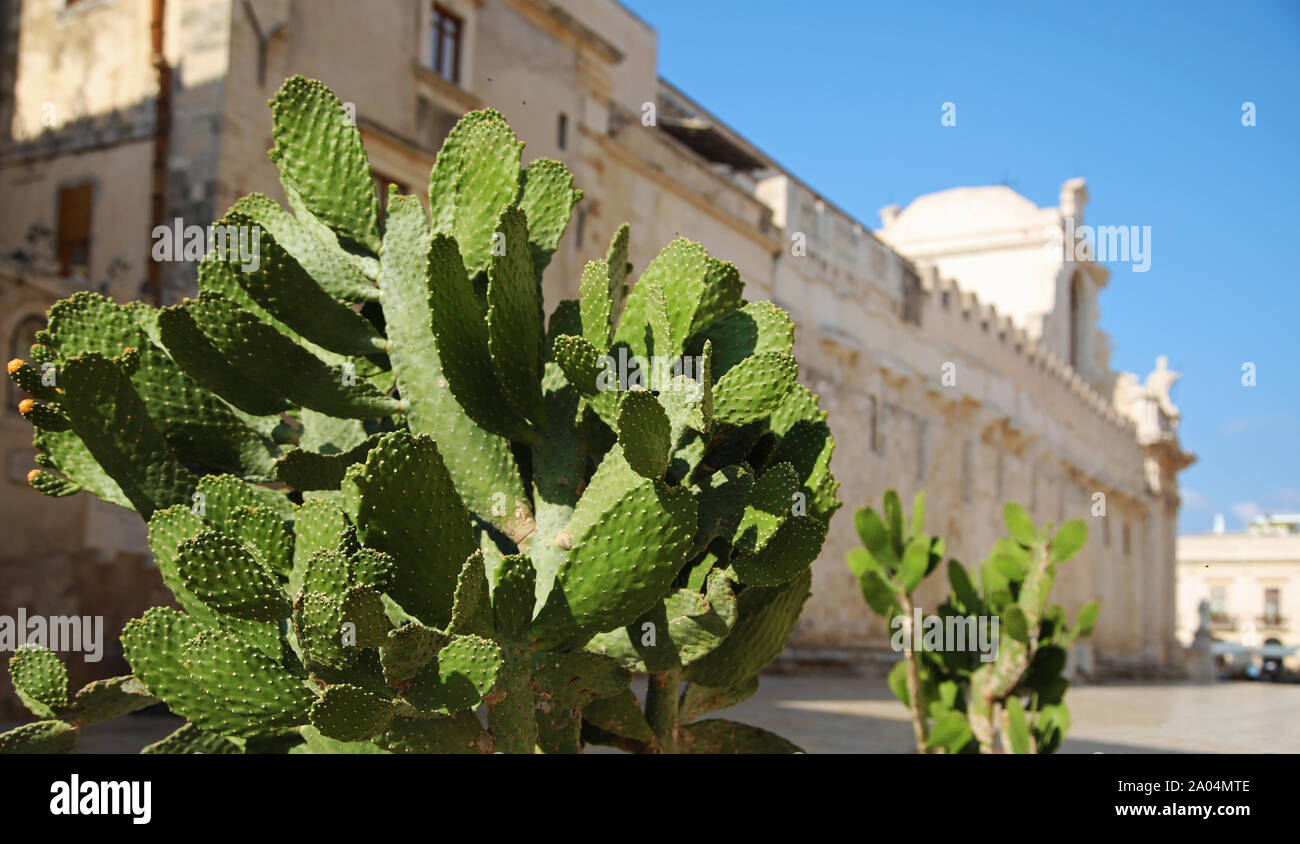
[
  {"xmin": 1177, "ymin": 515, "xmax": 1300, "ymax": 671},
  {"xmin": 0, "ymin": 0, "xmax": 1193, "ymax": 715}
]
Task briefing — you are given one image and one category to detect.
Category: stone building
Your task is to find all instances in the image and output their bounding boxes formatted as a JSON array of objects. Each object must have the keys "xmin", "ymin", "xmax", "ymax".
[
  {"xmin": 0, "ymin": 0, "xmax": 1193, "ymax": 713},
  {"xmin": 1176, "ymin": 515, "xmax": 1300, "ymax": 672}
]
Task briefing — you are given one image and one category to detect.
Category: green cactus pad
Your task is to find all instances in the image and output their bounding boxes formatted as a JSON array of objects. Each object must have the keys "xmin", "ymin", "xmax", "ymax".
[
  {"xmin": 679, "ymin": 675, "xmax": 760, "ymax": 722},
  {"xmin": 678, "ymin": 719, "xmax": 802, "ymax": 754},
  {"xmin": 692, "ymin": 259, "xmax": 745, "ymax": 338},
  {"xmin": 376, "ymin": 711, "xmax": 488, "ymax": 753},
  {"xmin": 551, "ymin": 334, "xmax": 602, "ymax": 396},
  {"xmin": 146, "ymin": 506, "xmax": 281, "ymax": 655},
  {"xmin": 449, "ymin": 551, "xmax": 494, "ymax": 637},
  {"xmin": 491, "ymin": 554, "xmax": 536, "ymax": 638},
  {"xmin": 158, "ymin": 305, "xmax": 290, "ymax": 415},
  {"xmin": 353, "ymin": 432, "xmax": 477, "ymax": 627},
  {"xmin": 711, "ymin": 351, "xmax": 798, "ymax": 426},
  {"xmin": 617, "ymin": 389, "xmax": 671, "ymax": 478},
  {"xmin": 339, "ymin": 584, "xmax": 390, "ymax": 649},
  {"xmin": 180, "ymin": 628, "xmax": 315, "ymax": 733},
  {"xmin": 733, "ymin": 462, "xmax": 800, "ymax": 553},
  {"xmin": 0, "ymin": 720, "xmax": 78, "ymax": 754},
  {"xmin": 536, "ymin": 707, "xmax": 582, "ymax": 753},
  {"xmin": 658, "ymin": 373, "xmax": 710, "ymax": 448},
  {"xmin": 578, "ymin": 260, "xmax": 612, "ymax": 351},
  {"xmin": 196, "ymin": 472, "xmax": 293, "ymax": 521},
  {"xmin": 604, "ymin": 223, "xmax": 632, "ymax": 300},
  {"xmin": 380, "ymin": 622, "xmax": 449, "ymax": 685},
  {"xmin": 426, "ymin": 231, "xmax": 533, "ymax": 441},
  {"xmin": 692, "ymin": 464, "xmax": 753, "ymax": 556},
  {"xmin": 197, "ymin": 254, "xmax": 347, "ymax": 363},
  {"xmin": 688, "ymin": 300, "xmax": 794, "ymax": 378},
  {"xmin": 290, "ymin": 498, "xmax": 347, "ymax": 594},
  {"xmin": 40, "ymin": 292, "xmax": 284, "ymax": 481},
  {"xmin": 731, "ymin": 515, "xmax": 827, "ymax": 587},
  {"xmin": 6, "ymin": 358, "xmax": 59, "ymax": 401},
  {"xmin": 231, "ymin": 192, "xmax": 377, "ymax": 303},
  {"xmin": 9, "ymin": 645, "xmax": 69, "ymax": 718},
  {"xmin": 431, "ymin": 109, "xmax": 523, "ymax": 278},
  {"xmin": 31, "ymin": 429, "xmax": 130, "ymax": 508},
  {"xmin": 219, "ymin": 505, "xmax": 294, "ymax": 577},
  {"xmin": 294, "ymin": 589, "xmax": 350, "ymax": 669},
  {"xmin": 538, "ymin": 447, "xmax": 696, "ymax": 641},
  {"xmin": 587, "ymin": 570, "xmax": 738, "ymax": 673},
  {"xmin": 404, "ymin": 635, "xmax": 502, "ymax": 715},
  {"xmin": 275, "ymin": 434, "xmax": 380, "ymax": 491},
  {"xmin": 174, "ymin": 530, "xmax": 290, "ymax": 622},
  {"xmin": 486, "ymin": 206, "xmax": 546, "ymax": 425},
  {"xmin": 582, "ymin": 688, "xmax": 655, "ymax": 744},
  {"xmin": 217, "ymin": 210, "xmax": 385, "ymax": 356},
  {"xmin": 17, "ymin": 400, "xmax": 70, "ymax": 431},
  {"xmin": 309, "ymin": 683, "xmax": 397, "ymax": 742},
  {"xmin": 520, "ymin": 157, "xmax": 582, "ymax": 280},
  {"xmin": 25, "ymin": 468, "xmax": 79, "ymax": 498},
  {"xmin": 121, "ymin": 607, "xmax": 249, "ymax": 735},
  {"xmin": 685, "ymin": 567, "xmax": 811, "ymax": 688},
  {"xmin": 532, "ymin": 651, "xmax": 630, "ymax": 710},
  {"xmin": 57, "ymin": 353, "xmax": 197, "ymax": 517},
  {"xmin": 181, "ymin": 293, "xmax": 400, "ymax": 419},
  {"xmin": 65, "ymin": 675, "xmax": 157, "ymax": 725},
  {"xmin": 142, "ymin": 723, "xmax": 242, "ymax": 754},
  {"xmin": 769, "ymin": 421, "xmax": 837, "ymax": 522},
  {"xmin": 296, "ymin": 724, "xmax": 390, "ymax": 754},
  {"xmin": 615, "ymin": 238, "xmax": 710, "ymax": 359},
  {"xmin": 377, "ymin": 194, "xmax": 533, "ymax": 543},
  {"xmin": 268, "ymin": 76, "xmax": 380, "ymax": 253}
]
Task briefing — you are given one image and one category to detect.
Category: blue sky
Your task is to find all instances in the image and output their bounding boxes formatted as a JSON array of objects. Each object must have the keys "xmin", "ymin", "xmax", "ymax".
[{"xmin": 621, "ymin": 0, "xmax": 1300, "ymax": 535}]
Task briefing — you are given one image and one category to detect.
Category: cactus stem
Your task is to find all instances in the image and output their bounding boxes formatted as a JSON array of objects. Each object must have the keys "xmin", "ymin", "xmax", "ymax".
[
  {"xmin": 644, "ymin": 668, "xmax": 681, "ymax": 754},
  {"xmin": 486, "ymin": 639, "xmax": 535, "ymax": 753},
  {"xmin": 969, "ymin": 540, "xmax": 1051, "ymax": 752},
  {"xmin": 897, "ymin": 594, "xmax": 930, "ymax": 753}
]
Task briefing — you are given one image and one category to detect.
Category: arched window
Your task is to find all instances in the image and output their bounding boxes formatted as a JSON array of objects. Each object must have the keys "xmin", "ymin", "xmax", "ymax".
[{"xmin": 7, "ymin": 315, "xmax": 47, "ymax": 415}]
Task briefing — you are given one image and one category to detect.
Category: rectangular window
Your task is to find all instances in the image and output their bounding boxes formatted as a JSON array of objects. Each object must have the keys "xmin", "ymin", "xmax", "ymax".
[
  {"xmin": 57, "ymin": 183, "xmax": 93, "ymax": 276},
  {"xmin": 1264, "ymin": 588, "xmax": 1281, "ymax": 624},
  {"xmin": 867, "ymin": 396, "xmax": 883, "ymax": 456},
  {"xmin": 960, "ymin": 438, "xmax": 973, "ymax": 504},
  {"xmin": 557, "ymin": 113, "xmax": 568, "ymax": 151},
  {"xmin": 430, "ymin": 4, "xmax": 463, "ymax": 85},
  {"xmin": 1209, "ymin": 586, "xmax": 1227, "ymax": 620}
]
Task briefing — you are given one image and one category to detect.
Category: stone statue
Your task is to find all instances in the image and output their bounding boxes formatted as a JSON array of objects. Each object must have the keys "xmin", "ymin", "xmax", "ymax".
[{"xmin": 1145, "ymin": 355, "xmax": 1181, "ymax": 422}]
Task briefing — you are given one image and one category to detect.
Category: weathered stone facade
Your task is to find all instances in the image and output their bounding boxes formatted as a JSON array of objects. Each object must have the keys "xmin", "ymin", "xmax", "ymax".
[{"xmin": 0, "ymin": 0, "xmax": 1193, "ymax": 715}]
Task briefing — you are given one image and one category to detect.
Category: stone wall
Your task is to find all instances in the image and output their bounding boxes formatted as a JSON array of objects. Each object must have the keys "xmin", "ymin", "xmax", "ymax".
[{"xmin": 0, "ymin": 549, "xmax": 174, "ymax": 719}]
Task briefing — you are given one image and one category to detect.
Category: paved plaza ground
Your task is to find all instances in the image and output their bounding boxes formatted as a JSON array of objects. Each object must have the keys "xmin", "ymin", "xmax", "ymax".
[
  {"xmin": 722, "ymin": 674, "xmax": 1300, "ymax": 753},
  {"xmin": 5, "ymin": 674, "xmax": 1297, "ymax": 753}
]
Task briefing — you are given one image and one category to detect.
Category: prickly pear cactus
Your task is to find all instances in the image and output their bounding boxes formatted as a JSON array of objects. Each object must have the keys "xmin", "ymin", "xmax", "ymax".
[
  {"xmin": 2, "ymin": 76, "xmax": 839, "ymax": 754},
  {"xmin": 846, "ymin": 492, "xmax": 1096, "ymax": 754}
]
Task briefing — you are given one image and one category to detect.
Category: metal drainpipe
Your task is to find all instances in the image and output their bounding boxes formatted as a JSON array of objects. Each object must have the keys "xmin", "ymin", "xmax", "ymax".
[{"xmin": 147, "ymin": 0, "xmax": 169, "ymax": 306}]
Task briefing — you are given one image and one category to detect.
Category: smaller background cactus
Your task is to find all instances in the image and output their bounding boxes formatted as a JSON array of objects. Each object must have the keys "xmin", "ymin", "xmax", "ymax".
[{"xmin": 846, "ymin": 492, "xmax": 1098, "ymax": 753}]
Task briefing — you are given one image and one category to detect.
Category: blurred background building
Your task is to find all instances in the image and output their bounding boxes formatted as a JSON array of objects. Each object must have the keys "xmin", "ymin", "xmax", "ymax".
[
  {"xmin": 0, "ymin": 0, "xmax": 1193, "ymax": 715},
  {"xmin": 1177, "ymin": 514, "xmax": 1300, "ymax": 674}
]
